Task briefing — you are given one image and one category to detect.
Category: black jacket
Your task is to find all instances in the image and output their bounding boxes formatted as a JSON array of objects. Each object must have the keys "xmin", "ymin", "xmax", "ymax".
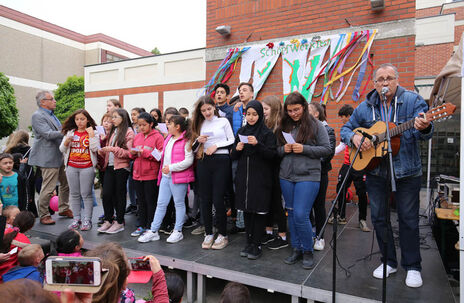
[
  {"xmin": 230, "ymin": 130, "xmax": 277, "ymax": 213},
  {"xmin": 321, "ymin": 123, "xmax": 336, "ymax": 173}
]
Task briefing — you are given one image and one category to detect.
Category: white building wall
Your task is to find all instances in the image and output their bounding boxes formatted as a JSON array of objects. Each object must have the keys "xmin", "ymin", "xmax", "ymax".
[{"xmin": 124, "ymin": 92, "xmax": 159, "ymax": 112}]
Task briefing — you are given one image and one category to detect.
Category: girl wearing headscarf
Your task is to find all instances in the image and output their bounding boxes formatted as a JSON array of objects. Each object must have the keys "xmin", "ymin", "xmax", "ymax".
[{"xmin": 230, "ymin": 100, "xmax": 277, "ymax": 260}]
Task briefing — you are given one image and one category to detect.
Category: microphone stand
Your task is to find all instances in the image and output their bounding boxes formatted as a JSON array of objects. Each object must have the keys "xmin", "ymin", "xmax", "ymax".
[
  {"xmin": 316, "ymin": 134, "xmax": 368, "ymax": 303},
  {"xmin": 381, "ymin": 92, "xmax": 397, "ymax": 303}
]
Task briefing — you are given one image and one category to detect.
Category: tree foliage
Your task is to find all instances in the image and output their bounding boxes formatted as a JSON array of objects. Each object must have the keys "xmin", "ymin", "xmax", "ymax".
[
  {"xmin": 0, "ymin": 72, "xmax": 19, "ymax": 138},
  {"xmin": 54, "ymin": 75, "xmax": 85, "ymax": 122},
  {"xmin": 151, "ymin": 47, "xmax": 161, "ymax": 55}
]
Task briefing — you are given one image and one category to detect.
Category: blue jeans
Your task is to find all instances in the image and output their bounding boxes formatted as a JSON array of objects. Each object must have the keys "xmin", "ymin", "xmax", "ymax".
[
  {"xmin": 280, "ymin": 179, "xmax": 319, "ymax": 252},
  {"xmin": 366, "ymin": 174, "xmax": 422, "ymax": 271},
  {"xmin": 150, "ymin": 176, "xmax": 187, "ymax": 232}
]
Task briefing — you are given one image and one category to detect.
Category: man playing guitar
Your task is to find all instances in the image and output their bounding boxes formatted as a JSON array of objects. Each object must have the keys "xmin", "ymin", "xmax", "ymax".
[{"xmin": 341, "ymin": 63, "xmax": 432, "ymax": 288}]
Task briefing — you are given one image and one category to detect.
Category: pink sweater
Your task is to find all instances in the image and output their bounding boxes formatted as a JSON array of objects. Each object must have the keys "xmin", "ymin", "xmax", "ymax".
[
  {"xmin": 130, "ymin": 130, "xmax": 164, "ymax": 181},
  {"xmin": 100, "ymin": 128, "xmax": 135, "ymax": 170}
]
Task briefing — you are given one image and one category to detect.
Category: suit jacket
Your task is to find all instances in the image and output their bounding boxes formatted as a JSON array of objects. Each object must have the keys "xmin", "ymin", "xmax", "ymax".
[{"xmin": 28, "ymin": 107, "xmax": 64, "ymax": 168}]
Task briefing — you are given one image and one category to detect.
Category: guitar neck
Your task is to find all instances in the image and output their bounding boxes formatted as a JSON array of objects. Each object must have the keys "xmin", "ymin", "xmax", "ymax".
[{"xmin": 389, "ymin": 118, "xmax": 415, "ymax": 137}]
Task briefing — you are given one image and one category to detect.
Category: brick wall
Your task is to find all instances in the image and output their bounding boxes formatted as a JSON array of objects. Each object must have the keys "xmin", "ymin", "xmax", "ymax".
[
  {"xmin": 443, "ymin": 6, "xmax": 464, "ymax": 20},
  {"xmin": 415, "ymin": 44, "xmax": 455, "ymax": 78},
  {"xmin": 416, "ymin": 6, "xmax": 441, "ymax": 18}
]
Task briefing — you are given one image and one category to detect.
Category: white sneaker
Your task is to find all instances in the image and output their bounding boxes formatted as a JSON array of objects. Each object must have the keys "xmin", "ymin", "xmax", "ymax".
[
  {"xmin": 373, "ymin": 263, "xmax": 397, "ymax": 279},
  {"xmin": 405, "ymin": 270, "xmax": 423, "ymax": 288},
  {"xmin": 105, "ymin": 222, "xmax": 124, "ymax": 234},
  {"xmin": 167, "ymin": 230, "xmax": 183, "ymax": 243},
  {"xmin": 212, "ymin": 234, "xmax": 228, "ymax": 250},
  {"xmin": 97, "ymin": 221, "xmax": 113, "ymax": 233},
  {"xmin": 138, "ymin": 230, "xmax": 160, "ymax": 243},
  {"xmin": 202, "ymin": 234, "xmax": 214, "ymax": 249},
  {"xmin": 313, "ymin": 239, "xmax": 325, "ymax": 251}
]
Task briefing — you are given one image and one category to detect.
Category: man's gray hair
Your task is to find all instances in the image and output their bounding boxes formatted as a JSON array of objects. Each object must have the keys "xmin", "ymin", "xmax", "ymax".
[
  {"xmin": 374, "ymin": 63, "xmax": 399, "ymax": 79},
  {"xmin": 35, "ymin": 90, "xmax": 52, "ymax": 107}
]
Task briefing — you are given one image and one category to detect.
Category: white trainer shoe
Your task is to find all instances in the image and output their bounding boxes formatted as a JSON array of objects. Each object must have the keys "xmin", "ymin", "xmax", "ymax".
[
  {"xmin": 373, "ymin": 263, "xmax": 397, "ymax": 279},
  {"xmin": 138, "ymin": 230, "xmax": 160, "ymax": 243},
  {"xmin": 167, "ymin": 230, "xmax": 183, "ymax": 243},
  {"xmin": 405, "ymin": 270, "xmax": 423, "ymax": 288},
  {"xmin": 202, "ymin": 234, "xmax": 214, "ymax": 249},
  {"xmin": 313, "ymin": 239, "xmax": 325, "ymax": 251}
]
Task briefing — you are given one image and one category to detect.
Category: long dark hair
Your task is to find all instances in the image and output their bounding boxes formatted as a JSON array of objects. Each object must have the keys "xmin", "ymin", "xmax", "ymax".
[
  {"xmin": 0, "ymin": 211, "xmax": 35, "ymax": 253},
  {"xmin": 108, "ymin": 108, "xmax": 132, "ymax": 149},
  {"xmin": 191, "ymin": 96, "xmax": 219, "ymax": 139},
  {"xmin": 278, "ymin": 91, "xmax": 317, "ymax": 144},
  {"xmin": 61, "ymin": 109, "xmax": 97, "ymax": 134},
  {"xmin": 165, "ymin": 272, "xmax": 185, "ymax": 303},
  {"xmin": 168, "ymin": 115, "xmax": 192, "ymax": 142},
  {"xmin": 150, "ymin": 108, "xmax": 163, "ymax": 123}
]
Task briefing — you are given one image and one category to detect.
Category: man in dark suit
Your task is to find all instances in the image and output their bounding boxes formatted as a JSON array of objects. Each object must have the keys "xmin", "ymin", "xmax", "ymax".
[{"xmin": 28, "ymin": 91, "xmax": 72, "ymax": 225}]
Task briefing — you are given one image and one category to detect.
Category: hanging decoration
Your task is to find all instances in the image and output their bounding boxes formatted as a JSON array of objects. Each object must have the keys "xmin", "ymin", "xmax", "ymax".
[{"xmin": 203, "ymin": 29, "xmax": 377, "ymax": 104}]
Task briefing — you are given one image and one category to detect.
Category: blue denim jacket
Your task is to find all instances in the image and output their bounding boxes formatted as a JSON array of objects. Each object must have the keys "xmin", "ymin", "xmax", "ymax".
[{"xmin": 340, "ymin": 86, "xmax": 433, "ymax": 179}]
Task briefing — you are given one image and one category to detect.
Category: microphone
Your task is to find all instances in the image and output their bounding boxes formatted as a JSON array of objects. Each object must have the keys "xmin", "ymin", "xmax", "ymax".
[
  {"xmin": 357, "ymin": 130, "xmax": 377, "ymax": 144},
  {"xmin": 381, "ymin": 87, "xmax": 389, "ymax": 96}
]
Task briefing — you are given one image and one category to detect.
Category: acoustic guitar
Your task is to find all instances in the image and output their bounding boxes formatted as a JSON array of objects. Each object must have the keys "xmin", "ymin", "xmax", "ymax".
[{"xmin": 349, "ymin": 103, "xmax": 456, "ymax": 171}]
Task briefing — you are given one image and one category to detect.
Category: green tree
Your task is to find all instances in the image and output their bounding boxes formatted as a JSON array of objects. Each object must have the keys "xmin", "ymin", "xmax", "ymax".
[
  {"xmin": 0, "ymin": 72, "xmax": 19, "ymax": 138},
  {"xmin": 151, "ymin": 47, "xmax": 161, "ymax": 55},
  {"xmin": 54, "ymin": 75, "xmax": 84, "ymax": 122}
]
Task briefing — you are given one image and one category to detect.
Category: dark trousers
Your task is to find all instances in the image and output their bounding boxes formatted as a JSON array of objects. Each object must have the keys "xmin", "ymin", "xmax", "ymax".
[
  {"xmin": 244, "ymin": 212, "xmax": 266, "ymax": 246},
  {"xmin": 266, "ymin": 167, "xmax": 287, "ymax": 233},
  {"xmin": 336, "ymin": 164, "xmax": 367, "ymax": 220},
  {"xmin": 102, "ymin": 166, "xmax": 129, "ymax": 224},
  {"xmin": 313, "ymin": 171, "xmax": 329, "ymax": 238},
  {"xmin": 197, "ymin": 154, "xmax": 231, "ymax": 236},
  {"xmin": 366, "ymin": 174, "xmax": 422, "ymax": 270},
  {"xmin": 134, "ymin": 180, "xmax": 159, "ymax": 229}
]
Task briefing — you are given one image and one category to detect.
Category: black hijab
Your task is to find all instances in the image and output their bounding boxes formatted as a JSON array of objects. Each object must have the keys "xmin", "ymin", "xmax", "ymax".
[{"xmin": 238, "ymin": 100, "xmax": 267, "ymax": 138}]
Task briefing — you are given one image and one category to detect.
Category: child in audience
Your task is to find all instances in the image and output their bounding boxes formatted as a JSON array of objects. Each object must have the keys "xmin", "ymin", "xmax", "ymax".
[
  {"xmin": 2, "ymin": 205, "xmax": 20, "ymax": 229},
  {"xmin": 231, "ymin": 101, "xmax": 277, "ymax": 260},
  {"xmin": 129, "ymin": 112, "xmax": 164, "ymax": 237},
  {"xmin": 60, "ymin": 109, "xmax": 99, "ymax": 231},
  {"xmin": 138, "ymin": 115, "xmax": 194, "ymax": 244},
  {"xmin": 165, "ymin": 272, "xmax": 185, "ymax": 303},
  {"xmin": 56, "ymin": 229, "xmax": 84, "ymax": 257},
  {"xmin": 219, "ymin": 282, "xmax": 251, "ymax": 303},
  {"xmin": 0, "ymin": 153, "xmax": 26, "ymax": 209},
  {"xmin": 98, "ymin": 109, "xmax": 134, "ymax": 234},
  {"xmin": 0, "ymin": 211, "xmax": 35, "ymax": 281},
  {"xmin": 3, "ymin": 244, "xmax": 44, "ymax": 283}
]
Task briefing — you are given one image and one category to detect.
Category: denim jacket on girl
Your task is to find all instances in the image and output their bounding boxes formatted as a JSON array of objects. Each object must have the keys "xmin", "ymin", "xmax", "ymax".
[{"xmin": 340, "ymin": 86, "xmax": 433, "ymax": 179}]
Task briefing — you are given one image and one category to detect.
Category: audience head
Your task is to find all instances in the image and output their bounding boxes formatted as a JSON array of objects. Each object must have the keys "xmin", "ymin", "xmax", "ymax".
[
  {"xmin": 56, "ymin": 229, "xmax": 83, "ymax": 254},
  {"xmin": 4, "ymin": 130, "xmax": 30, "ymax": 154},
  {"xmin": 165, "ymin": 272, "xmax": 185, "ymax": 303},
  {"xmin": 262, "ymin": 95, "xmax": 282, "ymax": 131},
  {"xmin": 238, "ymin": 83, "xmax": 254, "ymax": 104},
  {"xmin": 219, "ymin": 282, "xmax": 251, "ymax": 303},
  {"xmin": 0, "ymin": 279, "xmax": 59, "ymax": 303},
  {"xmin": 106, "ymin": 99, "xmax": 121, "ymax": 113},
  {"xmin": 1, "ymin": 211, "xmax": 35, "ymax": 253},
  {"xmin": 85, "ymin": 242, "xmax": 130, "ymax": 303},
  {"xmin": 179, "ymin": 107, "xmax": 189, "ymax": 118},
  {"xmin": 35, "ymin": 91, "xmax": 56, "ymax": 111},
  {"xmin": 3, "ymin": 205, "xmax": 20, "ymax": 226},
  {"xmin": 164, "ymin": 107, "xmax": 180, "ymax": 122},
  {"xmin": 150, "ymin": 108, "xmax": 163, "ymax": 123},
  {"xmin": 62, "ymin": 109, "xmax": 97, "ymax": 134},
  {"xmin": 338, "ymin": 104, "xmax": 354, "ymax": 124},
  {"xmin": 308, "ymin": 102, "xmax": 326, "ymax": 122},
  {"xmin": 18, "ymin": 244, "xmax": 44, "ymax": 267}
]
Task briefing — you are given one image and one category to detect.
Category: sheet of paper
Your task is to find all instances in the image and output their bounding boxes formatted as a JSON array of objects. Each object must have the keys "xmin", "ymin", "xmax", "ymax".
[
  {"xmin": 151, "ymin": 148, "xmax": 162, "ymax": 161},
  {"xmin": 239, "ymin": 134, "xmax": 249, "ymax": 143},
  {"xmin": 218, "ymin": 109, "xmax": 226, "ymax": 117},
  {"xmin": 96, "ymin": 126, "xmax": 105, "ymax": 135},
  {"xmin": 282, "ymin": 131, "xmax": 296, "ymax": 144},
  {"xmin": 201, "ymin": 131, "xmax": 214, "ymax": 137},
  {"xmin": 158, "ymin": 123, "xmax": 168, "ymax": 134}
]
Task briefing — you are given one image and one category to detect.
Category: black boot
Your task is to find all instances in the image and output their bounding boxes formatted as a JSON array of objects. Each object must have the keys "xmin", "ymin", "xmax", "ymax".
[
  {"xmin": 240, "ymin": 236, "xmax": 252, "ymax": 257},
  {"xmin": 302, "ymin": 251, "xmax": 314, "ymax": 269},
  {"xmin": 284, "ymin": 248, "xmax": 303, "ymax": 265},
  {"xmin": 247, "ymin": 244, "xmax": 262, "ymax": 260}
]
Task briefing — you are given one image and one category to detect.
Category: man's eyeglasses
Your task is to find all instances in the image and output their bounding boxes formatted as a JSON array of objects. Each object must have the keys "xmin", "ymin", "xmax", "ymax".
[
  {"xmin": 42, "ymin": 97, "xmax": 55, "ymax": 101},
  {"xmin": 375, "ymin": 77, "xmax": 396, "ymax": 84}
]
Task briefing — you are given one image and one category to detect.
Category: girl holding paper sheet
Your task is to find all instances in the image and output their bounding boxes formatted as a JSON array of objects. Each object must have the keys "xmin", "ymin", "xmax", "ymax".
[
  {"xmin": 98, "ymin": 109, "xmax": 134, "ymax": 234},
  {"xmin": 277, "ymin": 92, "xmax": 331, "ymax": 269},
  {"xmin": 231, "ymin": 100, "xmax": 277, "ymax": 260},
  {"xmin": 191, "ymin": 96, "xmax": 234, "ymax": 250},
  {"xmin": 60, "ymin": 109, "xmax": 99, "ymax": 231},
  {"xmin": 129, "ymin": 112, "xmax": 164, "ymax": 238}
]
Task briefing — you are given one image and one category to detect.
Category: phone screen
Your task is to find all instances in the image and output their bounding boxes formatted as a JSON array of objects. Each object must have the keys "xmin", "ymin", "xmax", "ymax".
[
  {"xmin": 51, "ymin": 260, "xmax": 95, "ymax": 285},
  {"xmin": 129, "ymin": 258, "xmax": 151, "ymax": 271}
]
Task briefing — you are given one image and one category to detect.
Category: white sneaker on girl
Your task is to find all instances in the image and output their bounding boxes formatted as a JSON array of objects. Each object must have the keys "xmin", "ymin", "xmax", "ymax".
[
  {"xmin": 138, "ymin": 230, "xmax": 160, "ymax": 243},
  {"xmin": 202, "ymin": 234, "xmax": 214, "ymax": 249},
  {"xmin": 167, "ymin": 230, "xmax": 183, "ymax": 243}
]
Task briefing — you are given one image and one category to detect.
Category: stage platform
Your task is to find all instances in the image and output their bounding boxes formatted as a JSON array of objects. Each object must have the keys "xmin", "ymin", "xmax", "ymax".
[{"xmin": 30, "ymin": 204, "xmax": 456, "ymax": 303}]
